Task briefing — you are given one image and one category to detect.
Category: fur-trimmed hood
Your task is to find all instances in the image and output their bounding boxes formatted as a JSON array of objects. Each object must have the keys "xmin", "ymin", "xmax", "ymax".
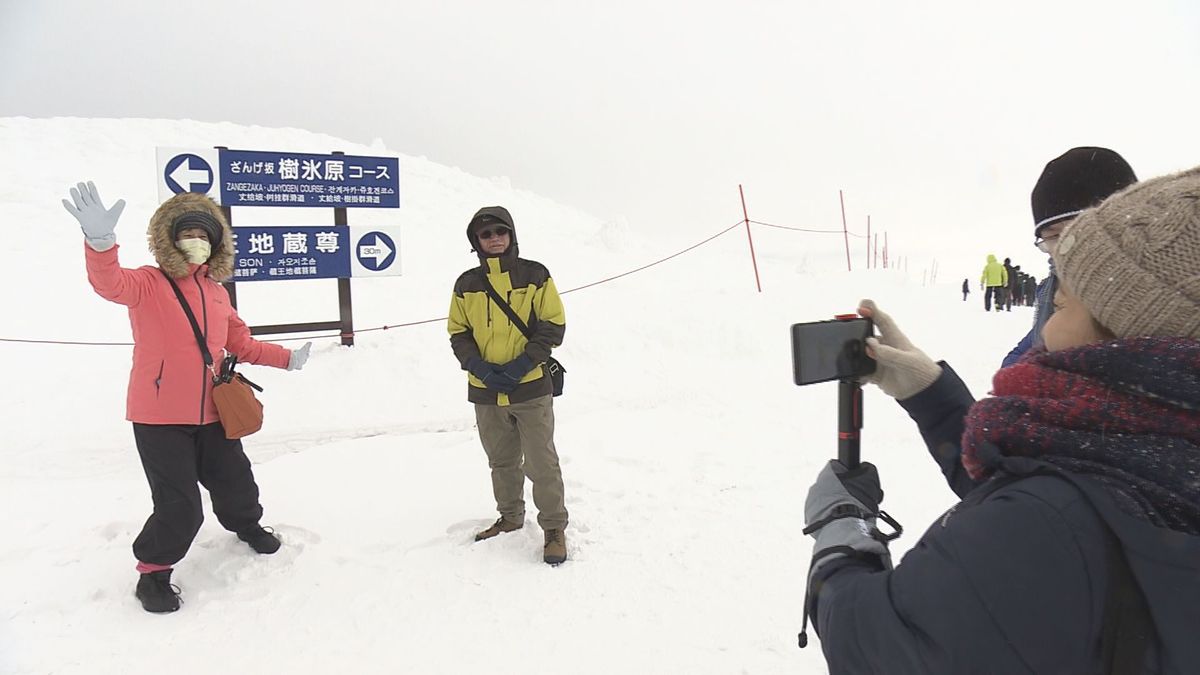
[{"xmin": 148, "ymin": 193, "xmax": 234, "ymax": 280}]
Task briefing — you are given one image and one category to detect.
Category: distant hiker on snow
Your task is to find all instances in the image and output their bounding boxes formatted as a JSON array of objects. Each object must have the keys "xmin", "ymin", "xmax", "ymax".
[
  {"xmin": 1008, "ymin": 264, "xmax": 1024, "ymax": 309},
  {"xmin": 63, "ymin": 183, "xmax": 312, "ymax": 614},
  {"xmin": 448, "ymin": 206, "xmax": 569, "ymax": 566},
  {"xmin": 1002, "ymin": 146, "xmax": 1137, "ymax": 366},
  {"xmin": 1001, "ymin": 257, "xmax": 1015, "ymax": 310},
  {"xmin": 961, "ymin": 278, "xmax": 969, "ymax": 301},
  {"xmin": 979, "ymin": 254, "xmax": 1007, "ymax": 311},
  {"xmin": 802, "ymin": 165, "xmax": 1200, "ymax": 673}
]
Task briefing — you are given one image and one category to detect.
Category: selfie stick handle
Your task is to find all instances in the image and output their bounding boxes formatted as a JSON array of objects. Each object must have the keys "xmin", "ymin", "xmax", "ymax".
[{"xmin": 838, "ymin": 379, "xmax": 862, "ymax": 468}]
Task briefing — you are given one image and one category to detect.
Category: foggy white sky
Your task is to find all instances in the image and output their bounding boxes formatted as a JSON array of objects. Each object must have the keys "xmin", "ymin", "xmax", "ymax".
[{"xmin": 3, "ymin": 0, "xmax": 1199, "ymax": 281}]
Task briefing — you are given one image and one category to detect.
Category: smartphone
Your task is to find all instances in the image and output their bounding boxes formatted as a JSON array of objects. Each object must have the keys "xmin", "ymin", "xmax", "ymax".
[{"xmin": 791, "ymin": 317, "xmax": 876, "ymax": 386}]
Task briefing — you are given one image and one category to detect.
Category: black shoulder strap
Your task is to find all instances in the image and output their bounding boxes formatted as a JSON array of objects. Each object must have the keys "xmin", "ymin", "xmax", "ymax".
[
  {"xmin": 478, "ymin": 272, "xmax": 533, "ymax": 339},
  {"xmin": 160, "ymin": 269, "xmax": 213, "ymax": 367},
  {"xmin": 1100, "ymin": 520, "xmax": 1153, "ymax": 675}
]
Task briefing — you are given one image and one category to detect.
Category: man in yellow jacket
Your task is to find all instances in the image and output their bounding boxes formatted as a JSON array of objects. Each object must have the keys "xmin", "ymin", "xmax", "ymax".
[
  {"xmin": 448, "ymin": 206, "xmax": 569, "ymax": 565},
  {"xmin": 980, "ymin": 254, "xmax": 1008, "ymax": 312}
]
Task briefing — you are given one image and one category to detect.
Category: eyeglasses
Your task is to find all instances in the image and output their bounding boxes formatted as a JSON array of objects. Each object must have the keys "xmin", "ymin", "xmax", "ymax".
[
  {"xmin": 1034, "ymin": 235, "xmax": 1059, "ymax": 254},
  {"xmin": 477, "ymin": 227, "xmax": 511, "ymax": 240}
]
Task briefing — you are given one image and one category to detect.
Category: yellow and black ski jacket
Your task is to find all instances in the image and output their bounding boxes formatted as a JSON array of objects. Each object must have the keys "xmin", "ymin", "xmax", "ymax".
[{"xmin": 448, "ymin": 207, "xmax": 566, "ymax": 406}]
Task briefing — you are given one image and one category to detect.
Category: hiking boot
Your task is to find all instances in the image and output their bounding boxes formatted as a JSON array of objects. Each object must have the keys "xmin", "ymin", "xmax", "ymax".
[
  {"xmin": 475, "ymin": 517, "xmax": 524, "ymax": 541},
  {"xmin": 543, "ymin": 528, "xmax": 567, "ymax": 566},
  {"xmin": 238, "ymin": 525, "xmax": 281, "ymax": 554},
  {"xmin": 135, "ymin": 570, "xmax": 181, "ymax": 613}
]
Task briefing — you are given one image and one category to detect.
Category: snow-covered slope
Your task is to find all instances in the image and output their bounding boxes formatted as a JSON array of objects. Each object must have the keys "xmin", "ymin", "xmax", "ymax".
[{"xmin": 0, "ymin": 117, "xmax": 1033, "ymax": 674}]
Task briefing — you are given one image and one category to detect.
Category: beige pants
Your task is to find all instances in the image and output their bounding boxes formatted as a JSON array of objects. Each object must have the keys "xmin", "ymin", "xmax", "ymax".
[{"xmin": 474, "ymin": 395, "xmax": 568, "ymax": 530}]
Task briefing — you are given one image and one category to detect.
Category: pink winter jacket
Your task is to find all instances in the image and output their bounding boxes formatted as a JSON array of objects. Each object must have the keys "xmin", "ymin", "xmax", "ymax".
[{"xmin": 85, "ymin": 244, "xmax": 291, "ymax": 425}]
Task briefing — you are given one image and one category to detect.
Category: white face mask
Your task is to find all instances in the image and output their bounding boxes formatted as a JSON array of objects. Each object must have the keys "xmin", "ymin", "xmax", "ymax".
[{"xmin": 176, "ymin": 238, "xmax": 212, "ymax": 264}]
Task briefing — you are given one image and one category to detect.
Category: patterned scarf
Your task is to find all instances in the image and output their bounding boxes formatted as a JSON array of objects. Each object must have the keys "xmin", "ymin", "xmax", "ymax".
[{"xmin": 962, "ymin": 338, "xmax": 1200, "ymax": 535}]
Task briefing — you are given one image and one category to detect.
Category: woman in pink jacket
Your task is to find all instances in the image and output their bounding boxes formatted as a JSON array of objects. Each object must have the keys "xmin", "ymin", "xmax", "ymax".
[{"xmin": 63, "ymin": 182, "xmax": 312, "ymax": 614}]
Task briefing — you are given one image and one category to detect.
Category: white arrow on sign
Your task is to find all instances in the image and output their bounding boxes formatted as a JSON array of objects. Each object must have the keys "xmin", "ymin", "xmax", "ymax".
[
  {"xmin": 170, "ymin": 161, "xmax": 211, "ymax": 191},
  {"xmin": 358, "ymin": 236, "xmax": 394, "ymax": 266}
]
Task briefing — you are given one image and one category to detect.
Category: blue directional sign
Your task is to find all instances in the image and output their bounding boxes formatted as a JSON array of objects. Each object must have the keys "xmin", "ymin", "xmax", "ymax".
[
  {"xmin": 218, "ymin": 149, "xmax": 400, "ymax": 208},
  {"xmin": 355, "ymin": 231, "xmax": 397, "ymax": 271},
  {"xmin": 230, "ymin": 225, "xmax": 402, "ymax": 281},
  {"xmin": 163, "ymin": 153, "xmax": 215, "ymax": 195},
  {"xmin": 231, "ymin": 226, "xmax": 352, "ymax": 282}
]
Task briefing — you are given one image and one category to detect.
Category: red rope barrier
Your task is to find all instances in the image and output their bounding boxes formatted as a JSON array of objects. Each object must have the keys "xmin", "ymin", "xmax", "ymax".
[
  {"xmin": 2, "ymin": 221, "xmax": 745, "ymax": 347},
  {"xmin": 748, "ymin": 219, "xmax": 868, "ymax": 238}
]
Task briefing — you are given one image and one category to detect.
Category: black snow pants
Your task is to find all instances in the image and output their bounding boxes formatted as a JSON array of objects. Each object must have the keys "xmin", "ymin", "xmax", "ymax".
[
  {"xmin": 984, "ymin": 285, "xmax": 1003, "ymax": 311},
  {"xmin": 132, "ymin": 422, "xmax": 264, "ymax": 565}
]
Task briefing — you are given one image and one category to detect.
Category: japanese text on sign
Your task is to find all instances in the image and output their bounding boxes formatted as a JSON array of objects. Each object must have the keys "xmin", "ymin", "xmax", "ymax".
[{"xmin": 219, "ymin": 149, "xmax": 400, "ymax": 208}]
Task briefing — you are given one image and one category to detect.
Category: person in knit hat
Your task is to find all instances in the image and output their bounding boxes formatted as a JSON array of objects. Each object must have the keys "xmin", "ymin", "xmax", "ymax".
[
  {"xmin": 1053, "ymin": 166, "xmax": 1200, "ymax": 340},
  {"xmin": 799, "ymin": 166, "xmax": 1200, "ymax": 671},
  {"xmin": 1002, "ymin": 146, "xmax": 1137, "ymax": 366},
  {"xmin": 63, "ymin": 182, "xmax": 314, "ymax": 614}
]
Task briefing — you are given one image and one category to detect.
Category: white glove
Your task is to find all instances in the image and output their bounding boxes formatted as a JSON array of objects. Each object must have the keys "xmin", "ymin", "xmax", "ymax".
[
  {"xmin": 62, "ymin": 181, "xmax": 126, "ymax": 252},
  {"xmin": 287, "ymin": 342, "xmax": 312, "ymax": 371},
  {"xmin": 857, "ymin": 299, "xmax": 941, "ymax": 400}
]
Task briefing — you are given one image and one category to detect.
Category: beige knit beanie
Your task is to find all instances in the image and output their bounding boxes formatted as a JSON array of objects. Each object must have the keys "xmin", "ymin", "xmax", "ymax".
[{"xmin": 1056, "ymin": 165, "xmax": 1200, "ymax": 339}]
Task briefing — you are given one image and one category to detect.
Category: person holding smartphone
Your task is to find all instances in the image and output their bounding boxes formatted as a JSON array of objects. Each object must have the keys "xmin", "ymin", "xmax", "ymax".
[{"xmin": 800, "ymin": 167, "xmax": 1200, "ymax": 672}]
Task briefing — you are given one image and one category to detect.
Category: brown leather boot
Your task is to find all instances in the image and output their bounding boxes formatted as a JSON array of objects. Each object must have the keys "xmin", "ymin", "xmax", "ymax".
[
  {"xmin": 474, "ymin": 517, "xmax": 523, "ymax": 541},
  {"xmin": 543, "ymin": 528, "xmax": 567, "ymax": 565}
]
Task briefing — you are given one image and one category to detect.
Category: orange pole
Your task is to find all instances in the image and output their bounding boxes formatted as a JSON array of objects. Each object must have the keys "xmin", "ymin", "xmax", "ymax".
[
  {"xmin": 739, "ymin": 184, "xmax": 762, "ymax": 292},
  {"xmin": 866, "ymin": 216, "xmax": 871, "ymax": 269},
  {"xmin": 839, "ymin": 190, "xmax": 851, "ymax": 272}
]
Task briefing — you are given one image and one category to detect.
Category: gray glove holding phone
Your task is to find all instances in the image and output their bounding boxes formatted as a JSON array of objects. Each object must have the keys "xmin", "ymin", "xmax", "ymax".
[{"xmin": 62, "ymin": 181, "xmax": 126, "ymax": 252}]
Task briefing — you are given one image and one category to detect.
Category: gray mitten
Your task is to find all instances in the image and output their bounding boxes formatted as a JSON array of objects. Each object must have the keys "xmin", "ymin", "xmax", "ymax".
[
  {"xmin": 62, "ymin": 181, "xmax": 126, "ymax": 252},
  {"xmin": 799, "ymin": 460, "xmax": 899, "ymax": 648},
  {"xmin": 803, "ymin": 460, "xmax": 893, "ymax": 577},
  {"xmin": 287, "ymin": 342, "xmax": 312, "ymax": 371},
  {"xmin": 857, "ymin": 299, "xmax": 941, "ymax": 400}
]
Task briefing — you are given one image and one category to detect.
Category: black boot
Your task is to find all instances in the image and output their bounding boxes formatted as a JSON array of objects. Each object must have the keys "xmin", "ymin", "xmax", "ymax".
[
  {"xmin": 238, "ymin": 525, "xmax": 281, "ymax": 554},
  {"xmin": 135, "ymin": 570, "xmax": 181, "ymax": 613}
]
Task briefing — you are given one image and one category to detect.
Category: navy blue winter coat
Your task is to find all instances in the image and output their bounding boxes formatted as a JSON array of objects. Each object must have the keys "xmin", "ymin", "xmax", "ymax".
[
  {"xmin": 811, "ymin": 364, "xmax": 1200, "ymax": 674},
  {"xmin": 1003, "ymin": 269, "xmax": 1056, "ymax": 368}
]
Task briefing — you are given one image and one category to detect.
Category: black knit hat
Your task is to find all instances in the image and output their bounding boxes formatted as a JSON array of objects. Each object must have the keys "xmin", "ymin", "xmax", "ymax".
[
  {"xmin": 1030, "ymin": 147, "xmax": 1137, "ymax": 237},
  {"xmin": 172, "ymin": 210, "xmax": 224, "ymax": 250}
]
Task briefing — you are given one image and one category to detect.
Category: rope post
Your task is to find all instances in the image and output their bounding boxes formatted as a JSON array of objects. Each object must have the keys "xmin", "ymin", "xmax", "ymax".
[
  {"xmin": 866, "ymin": 215, "xmax": 871, "ymax": 269},
  {"xmin": 739, "ymin": 184, "xmax": 762, "ymax": 292},
  {"xmin": 839, "ymin": 190, "xmax": 851, "ymax": 272},
  {"xmin": 883, "ymin": 232, "xmax": 889, "ymax": 269},
  {"xmin": 874, "ymin": 233, "xmax": 878, "ymax": 269}
]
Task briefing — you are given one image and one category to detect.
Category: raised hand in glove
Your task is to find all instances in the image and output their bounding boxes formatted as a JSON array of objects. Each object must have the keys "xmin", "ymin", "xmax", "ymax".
[
  {"xmin": 499, "ymin": 354, "xmax": 534, "ymax": 384},
  {"xmin": 62, "ymin": 181, "xmax": 126, "ymax": 252},
  {"xmin": 287, "ymin": 342, "xmax": 312, "ymax": 371},
  {"xmin": 467, "ymin": 357, "xmax": 517, "ymax": 393},
  {"xmin": 856, "ymin": 299, "xmax": 941, "ymax": 400}
]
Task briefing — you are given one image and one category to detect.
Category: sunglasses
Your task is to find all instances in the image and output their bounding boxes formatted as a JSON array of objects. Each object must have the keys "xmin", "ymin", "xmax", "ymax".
[{"xmin": 476, "ymin": 227, "xmax": 511, "ymax": 240}]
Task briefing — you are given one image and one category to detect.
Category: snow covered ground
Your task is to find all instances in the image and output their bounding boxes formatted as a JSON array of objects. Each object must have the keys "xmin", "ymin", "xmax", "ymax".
[{"xmin": 0, "ymin": 117, "xmax": 1036, "ymax": 674}]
